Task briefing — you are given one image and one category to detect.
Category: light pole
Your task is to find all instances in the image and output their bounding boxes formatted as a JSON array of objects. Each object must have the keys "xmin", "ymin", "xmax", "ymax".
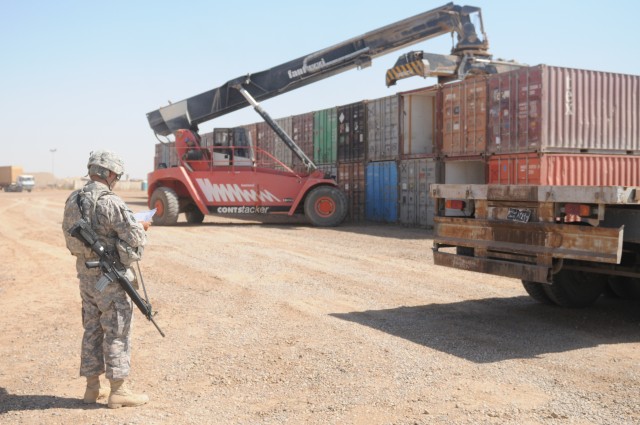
[{"xmin": 49, "ymin": 148, "xmax": 57, "ymax": 176}]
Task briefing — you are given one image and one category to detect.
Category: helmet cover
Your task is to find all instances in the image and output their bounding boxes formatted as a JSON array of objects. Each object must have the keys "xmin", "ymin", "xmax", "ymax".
[{"xmin": 87, "ymin": 150, "xmax": 125, "ymax": 176}]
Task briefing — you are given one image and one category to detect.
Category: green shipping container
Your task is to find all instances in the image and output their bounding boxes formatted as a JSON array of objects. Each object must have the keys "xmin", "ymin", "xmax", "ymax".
[{"xmin": 313, "ymin": 107, "xmax": 337, "ymax": 165}]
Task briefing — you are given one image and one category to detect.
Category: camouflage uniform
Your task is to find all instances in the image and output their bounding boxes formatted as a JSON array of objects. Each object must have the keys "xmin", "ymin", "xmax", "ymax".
[{"xmin": 62, "ymin": 180, "xmax": 147, "ymax": 380}]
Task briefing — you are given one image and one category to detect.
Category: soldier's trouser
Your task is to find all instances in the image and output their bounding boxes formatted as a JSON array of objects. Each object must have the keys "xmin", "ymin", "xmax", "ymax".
[{"xmin": 79, "ymin": 274, "xmax": 133, "ymax": 380}]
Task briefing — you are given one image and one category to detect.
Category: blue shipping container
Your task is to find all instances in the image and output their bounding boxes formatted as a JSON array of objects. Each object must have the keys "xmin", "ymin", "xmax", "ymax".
[{"xmin": 365, "ymin": 161, "xmax": 398, "ymax": 223}]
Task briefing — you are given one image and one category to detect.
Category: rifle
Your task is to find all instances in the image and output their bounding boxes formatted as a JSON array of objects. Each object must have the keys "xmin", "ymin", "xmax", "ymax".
[{"xmin": 68, "ymin": 218, "xmax": 165, "ymax": 337}]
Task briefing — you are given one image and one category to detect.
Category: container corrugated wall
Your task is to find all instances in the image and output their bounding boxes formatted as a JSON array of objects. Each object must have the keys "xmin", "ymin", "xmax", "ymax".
[
  {"xmin": 338, "ymin": 162, "xmax": 365, "ymax": 223},
  {"xmin": 154, "ymin": 142, "xmax": 178, "ymax": 169},
  {"xmin": 399, "ymin": 157, "xmax": 439, "ymax": 228},
  {"xmin": 314, "ymin": 107, "xmax": 337, "ymax": 164},
  {"xmin": 488, "ymin": 153, "xmax": 640, "ymax": 186},
  {"xmin": 338, "ymin": 101, "xmax": 366, "ymax": 163},
  {"xmin": 256, "ymin": 120, "xmax": 293, "ymax": 170},
  {"xmin": 365, "ymin": 161, "xmax": 398, "ymax": 223},
  {"xmin": 440, "ymin": 77, "xmax": 488, "ymax": 157},
  {"xmin": 291, "ymin": 112, "xmax": 315, "ymax": 172},
  {"xmin": 367, "ymin": 95, "xmax": 399, "ymax": 161},
  {"xmin": 488, "ymin": 65, "xmax": 640, "ymax": 154},
  {"xmin": 399, "ymin": 87, "xmax": 437, "ymax": 157},
  {"xmin": 275, "ymin": 116, "xmax": 293, "ymax": 168}
]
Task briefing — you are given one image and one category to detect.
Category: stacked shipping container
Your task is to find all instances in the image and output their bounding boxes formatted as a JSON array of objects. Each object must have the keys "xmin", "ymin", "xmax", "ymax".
[
  {"xmin": 152, "ymin": 64, "xmax": 639, "ymax": 226},
  {"xmin": 486, "ymin": 65, "xmax": 640, "ymax": 185}
]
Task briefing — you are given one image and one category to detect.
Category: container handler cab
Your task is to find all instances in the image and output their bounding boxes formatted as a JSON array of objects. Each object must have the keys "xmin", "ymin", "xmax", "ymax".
[{"xmin": 146, "ymin": 3, "xmax": 514, "ymax": 226}]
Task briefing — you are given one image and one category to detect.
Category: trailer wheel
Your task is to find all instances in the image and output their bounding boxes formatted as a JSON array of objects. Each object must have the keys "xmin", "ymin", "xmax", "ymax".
[
  {"xmin": 304, "ymin": 186, "xmax": 347, "ymax": 227},
  {"xmin": 150, "ymin": 187, "xmax": 179, "ymax": 225},
  {"xmin": 521, "ymin": 280, "xmax": 554, "ymax": 304},
  {"xmin": 185, "ymin": 207, "xmax": 205, "ymax": 224},
  {"xmin": 608, "ymin": 277, "xmax": 640, "ymax": 300},
  {"xmin": 543, "ymin": 268, "xmax": 606, "ymax": 308}
]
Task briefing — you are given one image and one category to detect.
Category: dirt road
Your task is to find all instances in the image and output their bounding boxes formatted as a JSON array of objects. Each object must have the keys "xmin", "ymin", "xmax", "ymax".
[{"xmin": 0, "ymin": 190, "xmax": 638, "ymax": 425}]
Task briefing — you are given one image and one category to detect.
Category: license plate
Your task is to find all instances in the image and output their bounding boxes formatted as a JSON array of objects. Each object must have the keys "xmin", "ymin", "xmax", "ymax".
[{"xmin": 507, "ymin": 208, "xmax": 532, "ymax": 223}]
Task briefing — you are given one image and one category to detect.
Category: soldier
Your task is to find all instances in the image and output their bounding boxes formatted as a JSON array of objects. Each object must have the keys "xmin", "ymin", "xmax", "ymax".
[{"xmin": 62, "ymin": 150, "xmax": 151, "ymax": 408}]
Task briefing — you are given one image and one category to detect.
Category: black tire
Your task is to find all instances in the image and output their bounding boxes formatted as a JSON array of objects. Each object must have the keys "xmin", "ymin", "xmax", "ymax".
[
  {"xmin": 150, "ymin": 187, "xmax": 179, "ymax": 226},
  {"xmin": 543, "ymin": 268, "xmax": 607, "ymax": 308},
  {"xmin": 521, "ymin": 280, "xmax": 554, "ymax": 304},
  {"xmin": 608, "ymin": 276, "xmax": 640, "ymax": 300},
  {"xmin": 304, "ymin": 186, "xmax": 347, "ymax": 227},
  {"xmin": 185, "ymin": 207, "xmax": 205, "ymax": 224}
]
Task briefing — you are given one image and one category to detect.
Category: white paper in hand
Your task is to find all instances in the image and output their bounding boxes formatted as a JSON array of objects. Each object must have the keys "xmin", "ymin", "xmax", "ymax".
[{"xmin": 134, "ymin": 208, "xmax": 157, "ymax": 222}]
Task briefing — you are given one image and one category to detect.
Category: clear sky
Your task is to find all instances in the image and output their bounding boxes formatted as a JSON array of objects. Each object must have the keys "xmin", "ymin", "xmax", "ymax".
[{"xmin": 1, "ymin": 0, "xmax": 637, "ymax": 180}]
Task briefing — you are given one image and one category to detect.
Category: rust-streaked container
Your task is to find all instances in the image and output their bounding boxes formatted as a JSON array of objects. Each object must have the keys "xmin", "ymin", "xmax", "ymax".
[
  {"xmin": 399, "ymin": 157, "xmax": 440, "ymax": 228},
  {"xmin": 256, "ymin": 118, "xmax": 293, "ymax": 170},
  {"xmin": 291, "ymin": 112, "xmax": 315, "ymax": 172},
  {"xmin": 275, "ymin": 116, "xmax": 293, "ymax": 169},
  {"xmin": 488, "ymin": 152, "xmax": 640, "ymax": 186},
  {"xmin": 337, "ymin": 161, "xmax": 365, "ymax": 222},
  {"xmin": 399, "ymin": 86, "xmax": 438, "ymax": 157},
  {"xmin": 440, "ymin": 76, "xmax": 488, "ymax": 157},
  {"xmin": 338, "ymin": 101, "xmax": 366, "ymax": 163},
  {"xmin": 255, "ymin": 121, "xmax": 273, "ymax": 168},
  {"xmin": 367, "ymin": 95, "xmax": 399, "ymax": 161},
  {"xmin": 487, "ymin": 65, "xmax": 640, "ymax": 154}
]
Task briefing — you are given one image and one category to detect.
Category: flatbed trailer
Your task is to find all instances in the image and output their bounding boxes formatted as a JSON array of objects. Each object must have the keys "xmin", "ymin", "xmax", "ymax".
[{"xmin": 431, "ymin": 184, "xmax": 640, "ymax": 307}]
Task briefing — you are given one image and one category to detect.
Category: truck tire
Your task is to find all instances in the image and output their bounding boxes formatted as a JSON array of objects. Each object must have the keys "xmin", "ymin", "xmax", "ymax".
[
  {"xmin": 185, "ymin": 207, "xmax": 205, "ymax": 224},
  {"xmin": 608, "ymin": 276, "xmax": 640, "ymax": 300},
  {"xmin": 543, "ymin": 268, "xmax": 606, "ymax": 308},
  {"xmin": 521, "ymin": 280, "xmax": 554, "ymax": 304},
  {"xmin": 150, "ymin": 187, "xmax": 179, "ymax": 225},
  {"xmin": 304, "ymin": 186, "xmax": 347, "ymax": 227}
]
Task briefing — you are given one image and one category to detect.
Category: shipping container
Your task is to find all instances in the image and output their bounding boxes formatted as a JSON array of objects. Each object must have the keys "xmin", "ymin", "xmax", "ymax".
[
  {"xmin": 256, "ymin": 121, "xmax": 293, "ymax": 170},
  {"xmin": 254, "ymin": 122, "xmax": 270, "ymax": 167},
  {"xmin": 154, "ymin": 142, "xmax": 178, "ymax": 170},
  {"xmin": 0, "ymin": 166, "xmax": 23, "ymax": 186},
  {"xmin": 399, "ymin": 158, "xmax": 440, "ymax": 228},
  {"xmin": 338, "ymin": 101, "xmax": 366, "ymax": 163},
  {"xmin": 337, "ymin": 162, "xmax": 365, "ymax": 223},
  {"xmin": 316, "ymin": 163, "xmax": 338, "ymax": 181},
  {"xmin": 440, "ymin": 76, "xmax": 488, "ymax": 157},
  {"xmin": 365, "ymin": 161, "xmax": 398, "ymax": 223},
  {"xmin": 313, "ymin": 107, "xmax": 338, "ymax": 165},
  {"xmin": 274, "ymin": 116, "xmax": 293, "ymax": 168},
  {"xmin": 291, "ymin": 112, "xmax": 315, "ymax": 172},
  {"xmin": 399, "ymin": 86, "xmax": 437, "ymax": 157},
  {"xmin": 487, "ymin": 65, "xmax": 640, "ymax": 154},
  {"xmin": 443, "ymin": 157, "xmax": 486, "ymax": 217},
  {"xmin": 488, "ymin": 152, "xmax": 640, "ymax": 186},
  {"xmin": 367, "ymin": 95, "xmax": 400, "ymax": 161}
]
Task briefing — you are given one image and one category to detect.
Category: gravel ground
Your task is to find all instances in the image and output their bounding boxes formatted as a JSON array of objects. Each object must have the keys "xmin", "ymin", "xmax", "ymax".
[{"xmin": 0, "ymin": 190, "xmax": 639, "ymax": 425}]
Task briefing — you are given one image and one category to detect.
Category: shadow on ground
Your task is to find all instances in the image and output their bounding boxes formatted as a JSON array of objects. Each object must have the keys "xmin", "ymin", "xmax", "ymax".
[
  {"xmin": 0, "ymin": 388, "xmax": 101, "ymax": 413},
  {"xmin": 331, "ymin": 295, "xmax": 640, "ymax": 363}
]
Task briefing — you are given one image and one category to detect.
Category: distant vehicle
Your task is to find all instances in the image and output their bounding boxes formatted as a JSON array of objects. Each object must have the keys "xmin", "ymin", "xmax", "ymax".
[{"xmin": 0, "ymin": 166, "xmax": 35, "ymax": 192}]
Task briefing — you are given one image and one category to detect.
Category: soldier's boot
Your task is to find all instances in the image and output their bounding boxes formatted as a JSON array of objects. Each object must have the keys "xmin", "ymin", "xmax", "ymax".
[
  {"xmin": 83, "ymin": 375, "xmax": 109, "ymax": 404},
  {"xmin": 107, "ymin": 379, "xmax": 149, "ymax": 409}
]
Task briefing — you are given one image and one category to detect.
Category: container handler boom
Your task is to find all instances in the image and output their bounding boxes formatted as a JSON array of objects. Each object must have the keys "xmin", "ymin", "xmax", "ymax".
[{"xmin": 147, "ymin": 2, "xmax": 499, "ymax": 137}]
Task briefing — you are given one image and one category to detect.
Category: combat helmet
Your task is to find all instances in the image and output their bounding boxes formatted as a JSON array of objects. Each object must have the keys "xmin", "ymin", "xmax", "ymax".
[{"xmin": 87, "ymin": 150, "xmax": 125, "ymax": 178}]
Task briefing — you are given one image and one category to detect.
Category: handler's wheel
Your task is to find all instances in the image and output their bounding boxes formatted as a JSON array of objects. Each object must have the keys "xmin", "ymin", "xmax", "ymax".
[
  {"xmin": 150, "ymin": 187, "xmax": 179, "ymax": 225},
  {"xmin": 304, "ymin": 186, "xmax": 347, "ymax": 227}
]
